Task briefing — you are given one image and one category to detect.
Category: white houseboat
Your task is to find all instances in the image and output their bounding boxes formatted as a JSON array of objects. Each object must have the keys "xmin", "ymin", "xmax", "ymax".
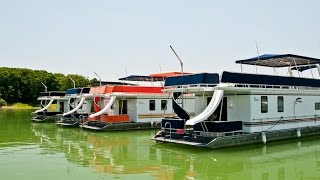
[
  {"xmin": 154, "ymin": 54, "xmax": 320, "ymax": 148},
  {"xmin": 31, "ymin": 91, "xmax": 66, "ymax": 122},
  {"xmin": 55, "ymin": 87, "xmax": 92, "ymax": 126}
]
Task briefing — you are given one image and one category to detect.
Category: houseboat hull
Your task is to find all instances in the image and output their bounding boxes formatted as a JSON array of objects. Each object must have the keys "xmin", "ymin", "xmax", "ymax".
[
  {"xmin": 31, "ymin": 112, "xmax": 61, "ymax": 123},
  {"xmin": 81, "ymin": 121, "xmax": 161, "ymax": 131},
  {"xmin": 55, "ymin": 120, "xmax": 80, "ymax": 127},
  {"xmin": 154, "ymin": 125, "xmax": 320, "ymax": 148},
  {"xmin": 55, "ymin": 113, "xmax": 88, "ymax": 127}
]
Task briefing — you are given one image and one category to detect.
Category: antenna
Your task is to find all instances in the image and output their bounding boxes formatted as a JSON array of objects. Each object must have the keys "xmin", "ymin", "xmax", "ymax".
[
  {"xmin": 255, "ymin": 41, "xmax": 260, "ymax": 74},
  {"xmin": 94, "ymin": 72, "xmax": 102, "ymax": 86},
  {"xmin": 68, "ymin": 76, "xmax": 76, "ymax": 88},
  {"xmin": 41, "ymin": 82, "xmax": 47, "ymax": 92},
  {"xmin": 170, "ymin": 45, "xmax": 184, "ymax": 76}
]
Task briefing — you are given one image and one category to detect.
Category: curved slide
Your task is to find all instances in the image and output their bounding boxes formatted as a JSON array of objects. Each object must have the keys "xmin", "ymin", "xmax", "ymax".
[
  {"xmin": 35, "ymin": 99, "xmax": 54, "ymax": 113},
  {"xmin": 185, "ymin": 90, "xmax": 224, "ymax": 126},
  {"xmin": 62, "ymin": 97, "xmax": 86, "ymax": 116},
  {"xmin": 172, "ymin": 92, "xmax": 190, "ymax": 120},
  {"xmin": 89, "ymin": 96, "xmax": 116, "ymax": 118}
]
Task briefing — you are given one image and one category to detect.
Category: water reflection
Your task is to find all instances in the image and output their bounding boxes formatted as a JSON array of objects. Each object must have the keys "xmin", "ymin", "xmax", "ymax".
[
  {"xmin": 30, "ymin": 122, "xmax": 320, "ymax": 179},
  {"xmin": 0, "ymin": 109, "xmax": 37, "ymax": 148}
]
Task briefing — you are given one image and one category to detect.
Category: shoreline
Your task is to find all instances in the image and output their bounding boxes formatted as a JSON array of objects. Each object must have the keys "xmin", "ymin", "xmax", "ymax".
[{"xmin": 0, "ymin": 106, "xmax": 39, "ymax": 110}]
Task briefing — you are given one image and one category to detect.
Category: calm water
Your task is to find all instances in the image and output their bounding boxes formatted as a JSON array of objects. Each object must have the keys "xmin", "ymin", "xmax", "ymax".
[{"xmin": 1, "ymin": 110, "xmax": 320, "ymax": 180}]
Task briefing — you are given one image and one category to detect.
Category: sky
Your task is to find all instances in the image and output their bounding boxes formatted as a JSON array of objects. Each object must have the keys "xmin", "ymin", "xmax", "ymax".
[{"xmin": 0, "ymin": 0, "xmax": 320, "ymax": 81}]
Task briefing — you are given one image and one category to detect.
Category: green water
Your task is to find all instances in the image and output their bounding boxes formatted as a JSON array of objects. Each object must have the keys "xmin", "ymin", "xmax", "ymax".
[{"xmin": 1, "ymin": 110, "xmax": 320, "ymax": 180}]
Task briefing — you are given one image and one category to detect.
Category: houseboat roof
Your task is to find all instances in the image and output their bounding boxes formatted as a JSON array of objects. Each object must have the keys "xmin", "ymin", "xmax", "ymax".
[
  {"xmin": 89, "ymin": 85, "xmax": 163, "ymax": 94},
  {"xmin": 119, "ymin": 75, "xmax": 164, "ymax": 81},
  {"xmin": 119, "ymin": 72, "xmax": 192, "ymax": 81},
  {"xmin": 164, "ymin": 73, "xmax": 219, "ymax": 87},
  {"xmin": 149, "ymin": 72, "xmax": 192, "ymax": 78},
  {"xmin": 236, "ymin": 54, "xmax": 320, "ymax": 67},
  {"xmin": 91, "ymin": 81, "xmax": 134, "ymax": 86},
  {"xmin": 39, "ymin": 91, "xmax": 66, "ymax": 97},
  {"xmin": 66, "ymin": 87, "xmax": 90, "ymax": 95}
]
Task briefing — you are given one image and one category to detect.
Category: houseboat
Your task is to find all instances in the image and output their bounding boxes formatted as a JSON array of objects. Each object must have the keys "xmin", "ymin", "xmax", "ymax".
[
  {"xmin": 81, "ymin": 74, "xmax": 195, "ymax": 131},
  {"xmin": 31, "ymin": 91, "xmax": 66, "ymax": 122},
  {"xmin": 154, "ymin": 54, "xmax": 320, "ymax": 148},
  {"xmin": 32, "ymin": 88, "xmax": 90, "ymax": 123},
  {"xmin": 55, "ymin": 87, "xmax": 92, "ymax": 127}
]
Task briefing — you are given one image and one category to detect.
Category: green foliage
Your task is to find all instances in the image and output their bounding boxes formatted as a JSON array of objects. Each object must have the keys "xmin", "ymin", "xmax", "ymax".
[
  {"xmin": 0, "ymin": 98, "xmax": 7, "ymax": 107},
  {"xmin": 0, "ymin": 67, "xmax": 92, "ymax": 104},
  {"xmin": 10, "ymin": 103, "xmax": 33, "ymax": 109}
]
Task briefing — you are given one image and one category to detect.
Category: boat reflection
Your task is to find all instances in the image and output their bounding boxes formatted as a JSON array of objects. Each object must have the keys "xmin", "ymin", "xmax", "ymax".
[{"xmin": 31, "ymin": 123, "xmax": 320, "ymax": 179}]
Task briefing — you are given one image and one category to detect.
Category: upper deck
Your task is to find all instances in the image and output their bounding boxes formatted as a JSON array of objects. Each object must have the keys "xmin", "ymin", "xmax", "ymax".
[{"xmin": 163, "ymin": 54, "xmax": 320, "ymax": 93}]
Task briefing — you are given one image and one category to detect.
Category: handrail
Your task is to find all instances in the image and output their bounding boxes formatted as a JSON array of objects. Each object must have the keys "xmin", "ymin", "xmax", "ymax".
[
  {"xmin": 164, "ymin": 122, "xmax": 172, "ymax": 140},
  {"xmin": 252, "ymin": 114, "xmax": 319, "ymax": 122},
  {"xmin": 166, "ymin": 82, "xmax": 320, "ymax": 90}
]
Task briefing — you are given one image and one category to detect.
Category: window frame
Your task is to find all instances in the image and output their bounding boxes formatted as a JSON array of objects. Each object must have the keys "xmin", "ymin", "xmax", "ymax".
[
  {"xmin": 277, "ymin": 96, "xmax": 284, "ymax": 112},
  {"xmin": 149, "ymin": 100, "xmax": 156, "ymax": 111},
  {"xmin": 261, "ymin": 96, "xmax": 268, "ymax": 113},
  {"xmin": 161, "ymin": 100, "xmax": 167, "ymax": 110},
  {"xmin": 315, "ymin": 102, "xmax": 320, "ymax": 110}
]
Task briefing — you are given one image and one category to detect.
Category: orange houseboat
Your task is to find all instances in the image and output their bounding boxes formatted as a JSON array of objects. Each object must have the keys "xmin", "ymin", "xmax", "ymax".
[{"xmin": 80, "ymin": 84, "xmax": 195, "ymax": 131}]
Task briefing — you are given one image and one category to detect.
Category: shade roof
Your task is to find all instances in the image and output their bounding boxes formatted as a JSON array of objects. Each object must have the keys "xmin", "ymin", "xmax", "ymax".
[
  {"xmin": 235, "ymin": 54, "xmax": 320, "ymax": 67},
  {"xmin": 118, "ymin": 75, "xmax": 164, "ymax": 81},
  {"xmin": 149, "ymin": 72, "xmax": 192, "ymax": 78}
]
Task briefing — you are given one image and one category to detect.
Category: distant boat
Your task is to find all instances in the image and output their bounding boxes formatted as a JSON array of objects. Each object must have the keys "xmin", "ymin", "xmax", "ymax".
[
  {"xmin": 154, "ymin": 54, "xmax": 320, "ymax": 148},
  {"xmin": 31, "ymin": 91, "xmax": 67, "ymax": 122}
]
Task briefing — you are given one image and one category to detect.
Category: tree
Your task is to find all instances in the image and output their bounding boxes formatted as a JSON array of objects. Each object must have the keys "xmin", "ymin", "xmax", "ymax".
[{"xmin": 0, "ymin": 67, "xmax": 91, "ymax": 105}]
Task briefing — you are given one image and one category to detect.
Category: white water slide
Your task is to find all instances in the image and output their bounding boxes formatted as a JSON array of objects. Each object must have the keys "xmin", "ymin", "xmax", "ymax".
[
  {"xmin": 62, "ymin": 97, "xmax": 86, "ymax": 116},
  {"xmin": 89, "ymin": 96, "xmax": 116, "ymax": 118},
  {"xmin": 185, "ymin": 90, "xmax": 224, "ymax": 126},
  {"xmin": 34, "ymin": 99, "xmax": 54, "ymax": 113}
]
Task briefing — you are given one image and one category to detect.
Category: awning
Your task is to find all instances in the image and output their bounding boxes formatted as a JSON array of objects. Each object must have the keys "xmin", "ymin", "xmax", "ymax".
[
  {"xmin": 118, "ymin": 75, "xmax": 163, "ymax": 81},
  {"xmin": 235, "ymin": 54, "xmax": 320, "ymax": 67}
]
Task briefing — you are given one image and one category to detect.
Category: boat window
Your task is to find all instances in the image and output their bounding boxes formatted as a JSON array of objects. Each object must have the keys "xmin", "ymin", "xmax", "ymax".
[
  {"xmin": 119, "ymin": 100, "xmax": 128, "ymax": 114},
  {"xmin": 315, "ymin": 103, "xmax": 320, "ymax": 110},
  {"xmin": 161, "ymin": 100, "xmax": 167, "ymax": 110},
  {"xmin": 277, "ymin": 96, "xmax": 284, "ymax": 112},
  {"xmin": 149, "ymin": 100, "xmax": 156, "ymax": 111},
  {"xmin": 261, "ymin": 96, "xmax": 268, "ymax": 113}
]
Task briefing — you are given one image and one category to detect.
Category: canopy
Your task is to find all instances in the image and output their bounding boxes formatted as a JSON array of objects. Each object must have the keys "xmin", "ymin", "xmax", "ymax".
[
  {"xmin": 165, "ymin": 73, "xmax": 219, "ymax": 86},
  {"xmin": 235, "ymin": 54, "xmax": 320, "ymax": 67},
  {"xmin": 39, "ymin": 91, "xmax": 66, "ymax": 97},
  {"xmin": 118, "ymin": 75, "xmax": 163, "ymax": 81},
  {"xmin": 149, "ymin": 72, "xmax": 192, "ymax": 78}
]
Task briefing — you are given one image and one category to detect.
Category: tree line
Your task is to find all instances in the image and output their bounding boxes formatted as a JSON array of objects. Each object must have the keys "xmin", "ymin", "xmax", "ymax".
[{"xmin": 0, "ymin": 67, "xmax": 96, "ymax": 106}]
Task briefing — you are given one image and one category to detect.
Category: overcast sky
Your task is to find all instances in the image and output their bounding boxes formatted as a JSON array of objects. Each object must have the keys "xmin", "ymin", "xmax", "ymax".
[{"xmin": 1, "ymin": 0, "xmax": 319, "ymax": 80}]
